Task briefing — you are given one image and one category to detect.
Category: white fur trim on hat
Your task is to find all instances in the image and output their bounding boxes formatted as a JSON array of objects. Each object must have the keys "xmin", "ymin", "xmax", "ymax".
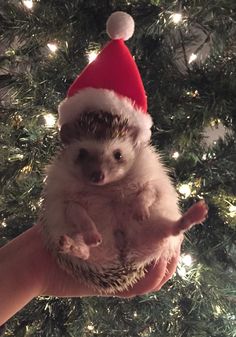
[{"xmin": 58, "ymin": 88, "xmax": 153, "ymax": 142}]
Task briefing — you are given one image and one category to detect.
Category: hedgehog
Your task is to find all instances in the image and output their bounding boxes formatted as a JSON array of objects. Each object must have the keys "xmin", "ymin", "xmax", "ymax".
[{"xmin": 39, "ymin": 111, "xmax": 208, "ymax": 294}]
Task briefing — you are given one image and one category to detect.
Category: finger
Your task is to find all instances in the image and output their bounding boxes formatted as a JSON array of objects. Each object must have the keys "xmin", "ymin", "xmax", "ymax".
[{"xmin": 152, "ymin": 253, "xmax": 180, "ymax": 292}]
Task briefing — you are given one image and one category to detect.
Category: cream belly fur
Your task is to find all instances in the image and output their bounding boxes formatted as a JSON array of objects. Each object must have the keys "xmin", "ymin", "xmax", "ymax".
[{"xmin": 39, "ymin": 143, "xmax": 187, "ymax": 293}]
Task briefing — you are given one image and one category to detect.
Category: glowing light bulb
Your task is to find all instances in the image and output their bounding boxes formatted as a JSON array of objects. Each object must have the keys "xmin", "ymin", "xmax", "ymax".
[
  {"xmin": 178, "ymin": 183, "xmax": 192, "ymax": 198},
  {"xmin": 182, "ymin": 254, "xmax": 192, "ymax": 266},
  {"xmin": 172, "ymin": 151, "xmax": 180, "ymax": 159},
  {"xmin": 210, "ymin": 118, "xmax": 221, "ymax": 127},
  {"xmin": 188, "ymin": 53, "xmax": 197, "ymax": 64},
  {"xmin": 88, "ymin": 51, "xmax": 98, "ymax": 63},
  {"xmin": 177, "ymin": 254, "xmax": 193, "ymax": 278},
  {"xmin": 229, "ymin": 205, "xmax": 236, "ymax": 217},
  {"xmin": 22, "ymin": 0, "xmax": 33, "ymax": 9},
  {"xmin": 1, "ymin": 219, "xmax": 7, "ymax": 228},
  {"xmin": 47, "ymin": 43, "xmax": 58, "ymax": 53},
  {"xmin": 170, "ymin": 13, "xmax": 182, "ymax": 24},
  {"xmin": 20, "ymin": 165, "xmax": 32, "ymax": 174},
  {"xmin": 193, "ymin": 90, "xmax": 199, "ymax": 97},
  {"xmin": 87, "ymin": 324, "xmax": 94, "ymax": 331},
  {"xmin": 37, "ymin": 197, "xmax": 43, "ymax": 207},
  {"xmin": 44, "ymin": 113, "xmax": 56, "ymax": 128},
  {"xmin": 214, "ymin": 305, "xmax": 222, "ymax": 317}
]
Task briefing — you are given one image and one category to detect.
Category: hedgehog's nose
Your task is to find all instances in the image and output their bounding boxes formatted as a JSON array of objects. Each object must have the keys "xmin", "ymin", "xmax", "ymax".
[{"xmin": 90, "ymin": 170, "xmax": 105, "ymax": 183}]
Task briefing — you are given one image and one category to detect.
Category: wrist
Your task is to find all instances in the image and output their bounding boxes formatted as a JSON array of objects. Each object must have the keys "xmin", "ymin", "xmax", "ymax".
[
  {"xmin": 0, "ymin": 225, "xmax": 45, "ymax": 324},
  {"xmin": 25, "ymin": 225, "xmax": 56, "ymax": 296}
]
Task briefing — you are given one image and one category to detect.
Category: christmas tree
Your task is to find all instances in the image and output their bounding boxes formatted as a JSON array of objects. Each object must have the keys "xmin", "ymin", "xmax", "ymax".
[{"xmin": 0, "ymin": 0, "xmax": 236, "ymax": 336}]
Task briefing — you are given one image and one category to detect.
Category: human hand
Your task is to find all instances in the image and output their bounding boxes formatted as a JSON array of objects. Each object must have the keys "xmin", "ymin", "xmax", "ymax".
[
  {"xmin": 38, "ymin": 199, "xmax": 208, "ymax": 297},
  {"xmin": 1, "ymin": 200, "xmax": 208, "ymax": 324},
  {"xmin": 38, "ymin": 224, "xmax": 181, "ymax": 298},
  {"xmin": 0, "ymin": 225, "xmax": 181, "ymax": 325}
]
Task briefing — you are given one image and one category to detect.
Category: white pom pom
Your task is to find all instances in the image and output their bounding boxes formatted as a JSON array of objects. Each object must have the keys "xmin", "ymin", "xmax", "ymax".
[{"xmin": 106, "ymin": 11, "xmax": 135, "ymax": 41}]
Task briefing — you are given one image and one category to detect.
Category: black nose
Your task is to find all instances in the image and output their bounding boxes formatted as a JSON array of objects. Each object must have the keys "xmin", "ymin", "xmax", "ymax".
[{"xmin": 90, "ymin": 171, "xmax": 105, "ymax": 183}]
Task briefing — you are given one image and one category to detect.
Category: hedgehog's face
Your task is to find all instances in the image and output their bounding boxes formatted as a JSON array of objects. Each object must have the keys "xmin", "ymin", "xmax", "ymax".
[{"xmin": 65, "ymin": 137, "xmax": 137, "ymax": 186}]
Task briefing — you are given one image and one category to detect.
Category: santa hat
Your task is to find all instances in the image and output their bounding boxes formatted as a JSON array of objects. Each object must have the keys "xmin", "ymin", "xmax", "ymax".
[{"xmin": 58, "ymin": 11, "xmax": 153, "ymax": 142}]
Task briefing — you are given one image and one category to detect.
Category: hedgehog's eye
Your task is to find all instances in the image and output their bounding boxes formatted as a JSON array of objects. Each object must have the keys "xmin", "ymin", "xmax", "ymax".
[
  {"xmin": 113, "ymin": 150, "xmax": 122, "ymax": 161},
  {"xmin": 78, "ymin": 148, "xmax": 88, "ymax": 160}
]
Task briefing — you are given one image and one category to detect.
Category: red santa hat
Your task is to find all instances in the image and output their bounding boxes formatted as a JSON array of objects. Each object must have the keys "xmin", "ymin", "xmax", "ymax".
[{"xmin": 58, "ymin": 11, "xmax": 153, "ymax": 142}]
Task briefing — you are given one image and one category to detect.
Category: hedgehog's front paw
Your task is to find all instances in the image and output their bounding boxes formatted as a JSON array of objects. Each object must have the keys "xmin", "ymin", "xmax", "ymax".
[
  {"xmin": 133, "ymin": 204, "xmax": 150, "ymax": 222},
  {"xmin": 58, "ymin": 234, "xmax": 90, "ymax": 260}
]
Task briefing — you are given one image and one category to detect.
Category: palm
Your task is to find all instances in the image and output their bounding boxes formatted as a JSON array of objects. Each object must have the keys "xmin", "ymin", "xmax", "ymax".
[{"xmin": 37, "ymin": 229, "xmax": 180, "ymax": 298}]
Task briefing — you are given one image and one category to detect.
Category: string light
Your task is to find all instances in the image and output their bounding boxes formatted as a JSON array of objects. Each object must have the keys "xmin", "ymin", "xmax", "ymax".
[
  {"xmin": 22, "ymin": 0, "xmax": 33, "ymax": 9},
  {"xmin": 20, "ymin": 165, "xmax": 32, "ymax": 174},
  {"xmin": 11, "ymin": 114, "xmax": 23, "ymax": 128},
  {"xmin": 88, "ymin": 51, "xmax": 98, "ymax": 63},
  {"xmin": 187, "ymin": 90, "xmax": 199, "ymax": 97},
  {"xmin": 170, "ymin": 13, "xmax": 182, "ymax": 24},
  {"xmin": 177, "ymin": 254, "xmax": 193, "ymax": 278},
  {"xmin": 229, "ymin": 204, "xmax": 236, "ymax": 218},
  {"xmin": 172, "ymin": 151, "xmax": 180, "ymax": 159},
  {"xmin": 37, "ymin": 197, "xmax": 43, "ymax": 207},
  {"xmin": 213, "ymin": 305, "xmax": 223, "ymax": 317},
  {"xmin": 210, "ymin": 118, "xmax": 221, "ymax": 127},
  {"xmin": 182, "ymin": 254, "xmax": 193, "ymax": 266},
  {"xmin": 1, "ymin": 219, "xmax": 7, "ymax": 228},
  {"xmin": 8, "ymin": 153, "xmax": 24, "ymax": 161},
  {"xmin": 44, "ymin": 113, "xmax": 56, "ymax": 128},
  {"xmin": 188, "ymin": 53, "xmax": 198, "ymax": 64},
  {"xmin": 5, "ymin": 49, "xmax": 15, "ymax": 56},
  {"xmin": 47, "ymin": 43, "xmax": 58, "ymax": 53},
  {"xmin": 87, "ymin": 324, "xmax": 95, "ymax": 331},
  {"xmin": 30, "ymin": 201, "xmax": 37, "ymax": 211},
  {"xmin": 178, "ymin": 183, "xmax": 192, "ymax": 198}
]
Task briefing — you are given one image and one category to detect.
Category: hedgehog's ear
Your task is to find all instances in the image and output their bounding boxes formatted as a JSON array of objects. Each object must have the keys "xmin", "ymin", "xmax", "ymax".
[
  {"xmin": 128, "ymin": 126, "xmax": 139, "ymax": 145},
  {"xmin": 60, "ymin": 122, "xmax": 80, "ymax": 144}
]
